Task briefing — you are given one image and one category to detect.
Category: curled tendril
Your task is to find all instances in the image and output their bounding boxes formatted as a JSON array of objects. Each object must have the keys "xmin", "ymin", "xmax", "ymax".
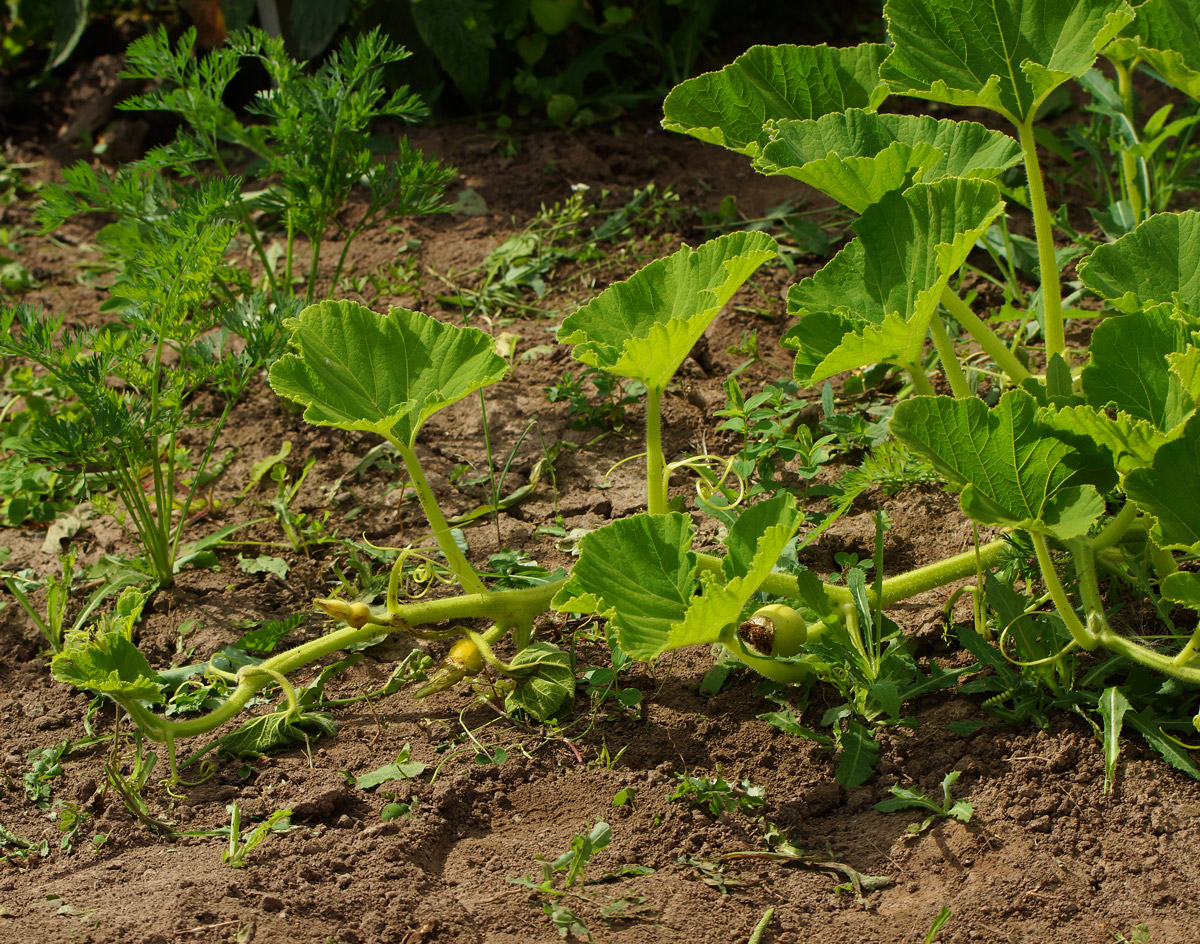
[
  {"xmin": 162, "ymin": 758, "xmax": 217, "ymax": 795},
  {"xmin": 374, "ymin": 543, "xmax": 458, "ymax": 612},
  {"xmin": 601, "ymin": 450, "xmax": 647, "ymax": 484},
  {"xmin": 600, "ymin": 450, "xmax": 747, "ymax": 509},
  {"xmin": 996, "ymin": 611, "xmax": 1078, "ymax": 668},
  {"xmin": 667, "ymin": 452, "xmax": 746, "ymax": 507}
]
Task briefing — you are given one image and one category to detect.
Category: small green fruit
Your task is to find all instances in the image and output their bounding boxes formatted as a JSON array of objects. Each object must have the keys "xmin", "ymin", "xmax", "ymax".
[
  {"xmin": 737, "ymin": 604, "xmax": 807, "ymax": 656},
  {"xmin": 726, "ymin": 604, "xmax": 813, "ymax": 684}
]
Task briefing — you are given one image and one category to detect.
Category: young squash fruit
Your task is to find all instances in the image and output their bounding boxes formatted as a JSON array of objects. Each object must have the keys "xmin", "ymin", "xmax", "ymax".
[{"xmin": 726, "ymin": 603, "xmax": 816, "ymax": 684}]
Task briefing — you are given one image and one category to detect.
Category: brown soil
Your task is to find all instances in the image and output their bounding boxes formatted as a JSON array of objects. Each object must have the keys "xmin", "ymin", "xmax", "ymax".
[{"xmin": 1, "ymin": 56, "xmax": 1197, "ymax": 944}]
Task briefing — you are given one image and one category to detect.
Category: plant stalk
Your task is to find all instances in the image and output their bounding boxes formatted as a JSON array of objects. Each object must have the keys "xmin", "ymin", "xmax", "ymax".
[
  {"xmin": 1016, "ymin": 118, "xmax": 1065, "ymax": 361},
  {"xmin": 1113, "ymin": 59, "xmax": 1146, "ymax": 220},
  {"xmin": 927, "ymin": 315, "xmax": 972, "ymax": 398},
  {"xmin": 389, "ymin": 436, "xmax": 488, "ymax": 596},
  {"xmin": 1031, "ymin": 532, "xmax": 1098, "ymax": 651},
  {"xmin": 939, "ymin": 288, "xmax": 1031, "ymax": 384},
  {"xmin": 645, "ymin": 385, "xmax": 668, "ymax": 515}
]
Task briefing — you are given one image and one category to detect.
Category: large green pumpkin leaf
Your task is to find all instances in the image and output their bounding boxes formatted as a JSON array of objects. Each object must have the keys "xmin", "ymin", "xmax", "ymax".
[
  {"xmin": 1077, "ymin": 210, "xmax": 1200, "ymax": 314},
  {"xmin": 52, "ymin": 632, "xmax": 166, "ymax": 703},
  {"xmin": 1040, "ymin": 405, "xmax": 1172, "ymax": 476},
  {"xmin": 756, "ymin": 111, "xmax": 1022, "ymax": 213},
  {"xmin": 552, "ymin": 495, "xmax": 802, "ymax": 661},
  {"xmin": 552, "ymin": 513, "xmax": 697, "ymax": 660},
  {"xmin": 409, "ymin": 0, "xmax": 493, "ymax": 103},
  {"xmin": 881, "ymin": 0, "xmax": 1134, "ymax": 123},
  {"xmin": 675, "ymin": 494, "xmax": 802, "ymax": 654},
  {"xmin": 1124, "ymin": 411, "xmax": 1200, "ymax": 550},
  {"xmin": 557, "ymin": 232, "xmax": 777, "ymax": 392},
  {"xmin": 661, "ymin": 43, "xmax": 889, "ymax": 157},
  {"xmin": 1081, "ymin": 305, "xmax": 1194, "ymax": 429},
  {"xmin": 891, "ymin": 390, "xmax": 1106, "ymax": 539},
  {"xmin": 784, "ymin": 179, "xmax": 1004, "ymax": 383},
  {"xmin": 268, "ymin": 300, "xmax": 507, "ymax": 447},
  {"xmin": 1117, "ymin": 0, "xmax": 1200, "ymax": 100}
]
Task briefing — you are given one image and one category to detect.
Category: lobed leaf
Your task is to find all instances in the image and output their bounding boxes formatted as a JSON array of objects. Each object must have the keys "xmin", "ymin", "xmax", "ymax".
[
  {"xmin": 891, "ymin": 390, "xmax": 1107, "ymax": 539},
  {"xmin": 1124, "ymin": 411, "xmax": 1200, "ymax": 550},
  {"xmin": 1081, "ymin": 305, "xmax": 1196, "ymax": 430},
  {"xmin": 675, "ymin": 494, "xmax": 802, "ymax": 654},
  {"xmin": 51, "ymin": 632, "xmax": 165, "ymax": 704},
  {"xmin": 557, "ymin": 232, "xmax": 777, "ymax": 392},
  {"xmin": 756, "ymin": 111, "xmax": 1022, "ymax": 213},
  {"xmin": 51, "ymin": 588, "xmax": 164, "ymax": 704},
  {"xmin": 662, "ymin": 43, "xmax": 889, "ymax": 157},
  {"xmin": 552, "ymin": 513, "xmax": 698, "ymax": 660},
  {"xmin": 1040, "ymin": 405, "xmax": 1171, "ymax": 477},
  {"xmin": 268, "ymin": 300, "xmax": 507, "ymax": 446},
  {"xmin": 785, "ymin": 179, "xmax": 1004, "ymax": 383},
  {"xmin": 552, "ymin": 495, "xmax": 803, "ymax": 662},
  {"xmin": 1077, "ymin": 210, "xmax": 1200, "ymax": 314},
  {"xmin": 881, "ymin": 0, "xmax": 1134, "ymax": 123},
  {"xmin": 1117, "ymin": 0, "xmax": 1200, "ymax": 100}
]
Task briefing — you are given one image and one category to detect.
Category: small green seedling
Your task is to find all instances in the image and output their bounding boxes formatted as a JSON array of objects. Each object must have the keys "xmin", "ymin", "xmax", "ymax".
[
  {"xmin": 611, "ymin": 787, "xmax": 637, "ymax": 809},
  {"xmin": 668, "ymin": 773, "xmax": 765, "ymax": 817},
  {"xmin": 543, "ymin": 901, "xmax": 590, "ymax": 941},
  {"xmin": 1112, "ymin": 924, "xmax": 1151, "ymax": 944},
  {"xmin": 355, "ymin": 744, "xmax": 427, "ymax": 789},
  {"xmin": 924, "ymin": 907, "xmax": 952, "ymax": 944},
  {"xmin": 221, "ymin": 804, "xmax": 293, "ymax": 868},
  {"xmin": 25, "ymin": 740, "xmax": 69, "ymax": 809},
  {"xmin": 510, "ymin": 821, "xmax": 613, "ymax": 894},
  {"xmin": 874, "ymin": 770, "xmax": 973, "ymax": 836}
]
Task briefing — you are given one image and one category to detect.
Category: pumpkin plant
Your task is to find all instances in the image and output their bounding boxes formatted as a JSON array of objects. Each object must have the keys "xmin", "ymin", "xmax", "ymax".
[
  {"xmin": 42, "ymin": 0, "xmax": 1200, "ymax": 786},
  {"xmin": 659, "ymin": 0, "xmax": 1200, "ymax": 702}
]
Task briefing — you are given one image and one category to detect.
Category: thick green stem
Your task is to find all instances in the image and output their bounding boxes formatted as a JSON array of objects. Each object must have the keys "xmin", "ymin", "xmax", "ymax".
[
  {"xmin": 645, "ymin": 385, "xmax": 667, "ymax": 515},
  {"xmin": 134, "ymin": 534, "xmax": 1014, "ymax": 743},
  {"xmin": 388, "ymin": 437, "xmax": 488, "ymax": 596},
  {"xmin": 1016, "ymin": 118, "xmax": 1065, "ymax": 361},
  {"xmin": 700, "ymin": 537, "xmax": 1013, "ymax": 609},
  {"xmin": 940, "ymin": 287, "xmax": 1031, "ymax": 384},
  {"xmin": 1069, "ymin": 538, "xmax": 1107, "ymax": 620},
  {"xmin": 1114, "ymin": 60, "xmax": 1146, "ymax": 220},
  {"xmin": 906, "ymin": 364, "xmax": 937, "ymax": 397},
  {"xmin": 1093, "ymin": 502, "xmax": 1139, "ymax": 553},
  {"xmin": 1031, "ymin": 532, "xmax": 1098, "ymax": 651},
  {"xmin": 1093, "ymin": 624, "xmax": 1200, "ymax": 684},
  {"xmin": 927, "ymin": 315, "xmax": 971, "ymax": 399}
]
